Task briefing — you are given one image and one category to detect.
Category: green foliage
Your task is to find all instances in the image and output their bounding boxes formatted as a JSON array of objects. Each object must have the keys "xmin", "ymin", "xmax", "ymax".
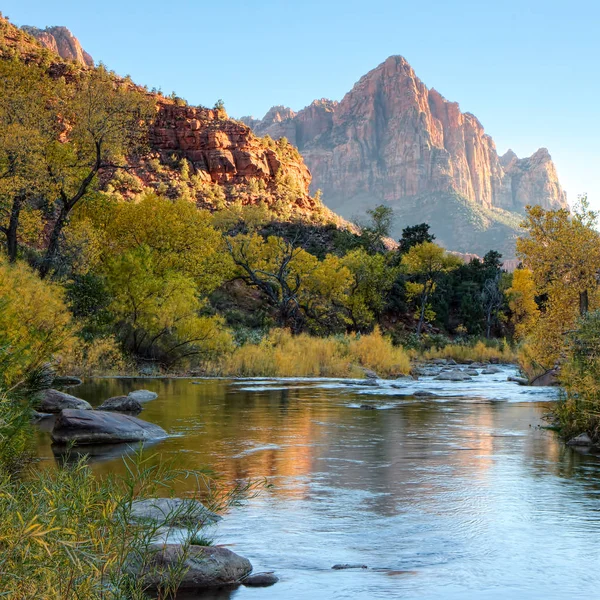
[
  {"xmin": 341, "ymin": 248, "xmax": 398, "ymax": 330},
  {"xmin": 397, "ymin": 223, "xmax": 435, "ymax": 255},
  {"xmin": 555, "ymin": 311, "xmax": 600, "ymax": 440},
  {"xmin": 357, "ymin": 204, "xmax": 394, "ymax": 253},
  {"xmin": 0, "ymin": 256, "xmax": 74, "ymax": 390},
  {"xmin": 401, "ymin": 242, "xmax": 462, "ymax": 335}
]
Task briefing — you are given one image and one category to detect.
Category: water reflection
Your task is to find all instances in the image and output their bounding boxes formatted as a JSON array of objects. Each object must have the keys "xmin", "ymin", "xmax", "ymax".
[{"xmin": 32, "ymin": 372, "xmax": 600, "ymax": 599}]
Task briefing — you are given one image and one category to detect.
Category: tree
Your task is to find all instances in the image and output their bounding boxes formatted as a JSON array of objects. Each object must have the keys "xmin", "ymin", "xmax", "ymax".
[
  {"xmin": 397, "ymin": 223, "xmax": 435, "ymax": 255},
  {"xmin": 481, "ymin": 273, "xmax": 504, "ymax": 339},
  {"xmin": 516, "ymin": 198, "xmax": 600, "ymax": 367},
  {"xmin": 341, "ymin": 248, "xmax": 398, "ymax": 330},
  {"xmin": 0, "ymin": 59, "xmax": 55, "ymax": 262},
  {"xmin": 401, "ymin": 242, "xmax": 461, "ymax": 335},
  {"xmin": 506, "ymin": 268, "xmax": 539, "ymax": 341},
  {"xmin": 0, "ymin": 256, "xmax": 74, "ymax": 389},
  {"xmin": 104, "ymin": 245, "xmax": 232, "ymax": 367},
  {"xmin": 39, "ymin": 67, "xmax": 154, "ymax": 277},
  {"xmin": 358, "ymin": 205, "xmax": 394, "ymax": 253},
  {"xmin": 225, "ymin": 233, "xmax": 352, "ymax": 332}
]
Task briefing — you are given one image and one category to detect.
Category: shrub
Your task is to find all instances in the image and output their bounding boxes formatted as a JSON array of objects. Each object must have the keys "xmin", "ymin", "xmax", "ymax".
[{"xmin": 0, "ymin": 258, "xmax": 75, "ymax": 389}]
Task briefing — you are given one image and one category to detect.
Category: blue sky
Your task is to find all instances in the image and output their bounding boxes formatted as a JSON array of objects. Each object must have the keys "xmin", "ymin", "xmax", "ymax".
[{"xmin": 3, "ymin": 0, "xmax": 599, "ymax": 209}]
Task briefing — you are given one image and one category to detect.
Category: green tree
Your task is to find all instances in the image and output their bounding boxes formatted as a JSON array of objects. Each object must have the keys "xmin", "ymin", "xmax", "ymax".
[
  {"xmin": 358, "ymin": 205, "xmax": 394, "ymax": 253},
  {"xmin": 397, "ymin": 223, "xmax": 435, "ymax": 255}
]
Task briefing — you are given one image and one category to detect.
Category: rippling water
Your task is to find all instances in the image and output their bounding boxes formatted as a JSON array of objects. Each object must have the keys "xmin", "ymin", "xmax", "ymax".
[{"xmin": 33, "ymin": 367, "xmax": 600, "ymax": 599}]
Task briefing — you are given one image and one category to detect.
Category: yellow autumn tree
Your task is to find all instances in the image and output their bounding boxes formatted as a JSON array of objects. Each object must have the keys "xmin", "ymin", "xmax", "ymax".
[
  {"xmin": 0, "ymin": 257, "xmax": 74, "ymax": 388},
  {"xmin": 506, "ymin": 268, "xmax": 539, "ymax": 341},
  {"xmin": 225, "ymin": 233, "xmax": 353, "ymax": 333},
  {"xmin": 516, "ymin": 198, "xmax": 600, "ymax": 368},
  {"xmin": 401, "ymin": 242, "xmax": 462, "ymax": 335}
]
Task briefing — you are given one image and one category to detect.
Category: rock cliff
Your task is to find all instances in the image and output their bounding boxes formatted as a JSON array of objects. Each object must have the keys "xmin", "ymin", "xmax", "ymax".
[
  {"xmin": 243, "ymin": 56, "xmax": 567, "ymax": 257},
  {"xmin": 21, "ymin": 25, "xmax": 93, "ymax": 66}
]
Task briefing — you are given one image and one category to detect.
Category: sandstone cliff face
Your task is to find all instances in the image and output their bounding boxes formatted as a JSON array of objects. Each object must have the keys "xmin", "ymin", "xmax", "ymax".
[
  {"xmin": 149, "ymin": 103, "xmax": 313, "ymax": 206},
  {"xmin": 244, "ymin": 56, "xmax": 567, "ymax": 256},
  {"xmin": 22, "ymin": 25, "xmax": 93, "ymax": 66}
]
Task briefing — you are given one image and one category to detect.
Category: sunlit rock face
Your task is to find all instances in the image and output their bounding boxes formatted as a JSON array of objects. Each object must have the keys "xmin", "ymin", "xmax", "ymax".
[
  {"xmin": 244, "ymin": 56, "xmax": 567, "ymax": 257},
  {"xmin": 22, "ymin": 25, "xmax": 94, "ymax": 66}
]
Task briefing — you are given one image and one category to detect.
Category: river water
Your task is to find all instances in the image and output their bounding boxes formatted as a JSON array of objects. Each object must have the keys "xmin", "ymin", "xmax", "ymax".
[{"xmin": 34, "ymin": 367, "xmax": 600, "ymax": 599}]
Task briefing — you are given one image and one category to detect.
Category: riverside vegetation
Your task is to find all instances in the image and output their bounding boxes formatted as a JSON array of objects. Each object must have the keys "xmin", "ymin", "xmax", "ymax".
[{"xmin": 0, "ymin": 12, "xmax": 599, "ymax": 598}]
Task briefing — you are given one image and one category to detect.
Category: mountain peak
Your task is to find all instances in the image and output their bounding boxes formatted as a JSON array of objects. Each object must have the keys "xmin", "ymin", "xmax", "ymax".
[{"xmin": 21, "ymin": 25, "xmax": 93, "ymax": 66}]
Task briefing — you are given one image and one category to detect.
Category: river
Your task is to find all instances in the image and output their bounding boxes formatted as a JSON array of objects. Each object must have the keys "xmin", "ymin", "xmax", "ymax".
[{"xmin": 33, "ymin": 366, "xmax": 600, "ymax": 599}]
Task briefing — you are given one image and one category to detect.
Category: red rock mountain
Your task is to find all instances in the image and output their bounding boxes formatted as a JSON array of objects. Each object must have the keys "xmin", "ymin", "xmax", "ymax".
[
  {"xmin": 21, "ymin": 25, "xmax": 94, "ymax": 66},
  {"xmin": 242, "ymin": 56, "xmax": 567, "ymax": 257}
]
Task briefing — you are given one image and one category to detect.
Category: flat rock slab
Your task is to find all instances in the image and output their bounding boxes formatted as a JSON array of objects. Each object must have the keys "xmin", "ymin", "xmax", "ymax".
[
  {"xmin": 51, "ymin": 409, "xmax": 167, "ymax": 445},
  {"xmin": 97, "ymin": 395, "xmax": 143, "ymax": 413},
  {"xmin": 39, "ymin": 389, "xmax": 92, "ymax": 413},
  {"xmin": 130, "ymin": 498, "xmax": 222, "ymax": 527},
  {"xmin": 332, "ymin": 564, "xmax": 368, "ymax": 570},
  {"xmin": 129, "ymin": 390, "xmax": 158, "ymax": 402},
  {"xmin": 133, "ymin": 544, "xmax": 252, "ymax": 590}
]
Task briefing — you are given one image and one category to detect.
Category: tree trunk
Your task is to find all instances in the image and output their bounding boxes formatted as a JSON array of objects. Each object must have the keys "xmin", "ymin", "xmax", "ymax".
[
  {"xmin": 416, "ymin": 291, "xmax": 429, "ymax": 336},
  {"xmin": 6, "ymin": 195, "xmax": 23, "ymax": 263},
  {"xmin": 39, "ymin": 206, "xmax": 69, "ymax": 279},
  {"xmin": 580, "ymin": 290, "xmax": 589, "ymax": 316}
]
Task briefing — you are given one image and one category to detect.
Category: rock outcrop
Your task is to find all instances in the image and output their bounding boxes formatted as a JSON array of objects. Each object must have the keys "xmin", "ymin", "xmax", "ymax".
[
  {"xmin": 243, "ymin": 56, "xmax": 568, "ymax": 257},
  {"xmin": 21, "ymin": 25, "xmax": 93, "ymax": 66}
]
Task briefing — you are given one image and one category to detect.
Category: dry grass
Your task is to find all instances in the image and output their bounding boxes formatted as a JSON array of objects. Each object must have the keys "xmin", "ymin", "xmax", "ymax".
[
  {"xmin": 223, "ymin": 328, "xmax": 410, "ymax": 378},
  {"xmin": 420, "ymin": 340, "xmax": 516, "ymax": 364}
]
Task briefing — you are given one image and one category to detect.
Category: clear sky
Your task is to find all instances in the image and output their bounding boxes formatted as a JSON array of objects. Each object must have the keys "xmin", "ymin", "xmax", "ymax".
[{"xmin": 3, "ymin": 0, "xmax": 599, "ymax": 209}]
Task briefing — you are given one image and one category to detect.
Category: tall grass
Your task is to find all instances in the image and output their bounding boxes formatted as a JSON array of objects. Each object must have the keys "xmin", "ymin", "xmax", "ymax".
[
  {"xmin": 0, "ymin": 396, "xmax": 257, "ymax": 599},
  {"xmin": 419, "ymin": 340, "xmax": 516, "ymax": 363},
  {"xmin": 224, "ymin": 327, "xmax": 411, "ymax": 378}
]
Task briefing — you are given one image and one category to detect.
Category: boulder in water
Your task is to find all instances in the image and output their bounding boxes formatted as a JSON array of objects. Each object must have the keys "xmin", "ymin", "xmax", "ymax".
[
  {"xmin": 130, "ymin": 544, "xmax": 252, "ymax": 590},
  {"xmin": 128, "ymin": 389, "xmax": 158, "ymax": 402},
  {"xmin": 242, "ymin": 572, "xmax": 279, "ymax": 587},
  {"xmin": 567, "ymin": 433, "xmax": 593, "ymax": 447},
  {"xmin": 39, "ymin": 389, "xmax": 92, "ymax": 413},
  {"xmin": 51, "ymin": 409, "xmax": 167, "ymax": 445},
  {"xmin": 97, "ymin": 395, "xmax": 143, "ymax": 413}
]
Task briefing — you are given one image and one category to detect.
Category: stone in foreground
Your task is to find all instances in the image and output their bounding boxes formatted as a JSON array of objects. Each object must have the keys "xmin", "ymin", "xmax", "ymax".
[
  {"xmin": 130, "ymin": 498, "xmax": 222, "ymax": 527},
  {"xmin": 52, "ymin": 409, "xmax": 167, "ymax": 445},
  {"xmin": 242, "ymin": 572, "xmax": 279, "ymax": 587},
  {"xmin": 129, "ymin": 389, "xmax": 158, "ymax": 402},
  {"xmin": 97, "ymin": 395, "xmax": 143, "ymax": 413},
  {"xmin": 39, "ymin": 389, "xmax": 92, "ymax": 413},
  {"xmin": 132, "ymin": 544, "xmax": 252, "ymax": 590}
]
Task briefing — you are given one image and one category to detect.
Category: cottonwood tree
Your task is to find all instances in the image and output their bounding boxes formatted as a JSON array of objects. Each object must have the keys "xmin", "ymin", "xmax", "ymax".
[
  {"xmin": 225, "ymin": 233, "xmax": 352, "ymax": 333},
  {"xmin": 516, "ymin": 198, "xmax": 600, "ymax": 367},
  {"xmin": 0, "ymin": 60, "xmax": 56, "ymax": 262},
  {"xmin": 401, "ymin": 242, "xmax": 461, "ymax": 335},
  {"xmin": 39, "ymin": 67, "xmax": 154, "ymax": 277}
]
